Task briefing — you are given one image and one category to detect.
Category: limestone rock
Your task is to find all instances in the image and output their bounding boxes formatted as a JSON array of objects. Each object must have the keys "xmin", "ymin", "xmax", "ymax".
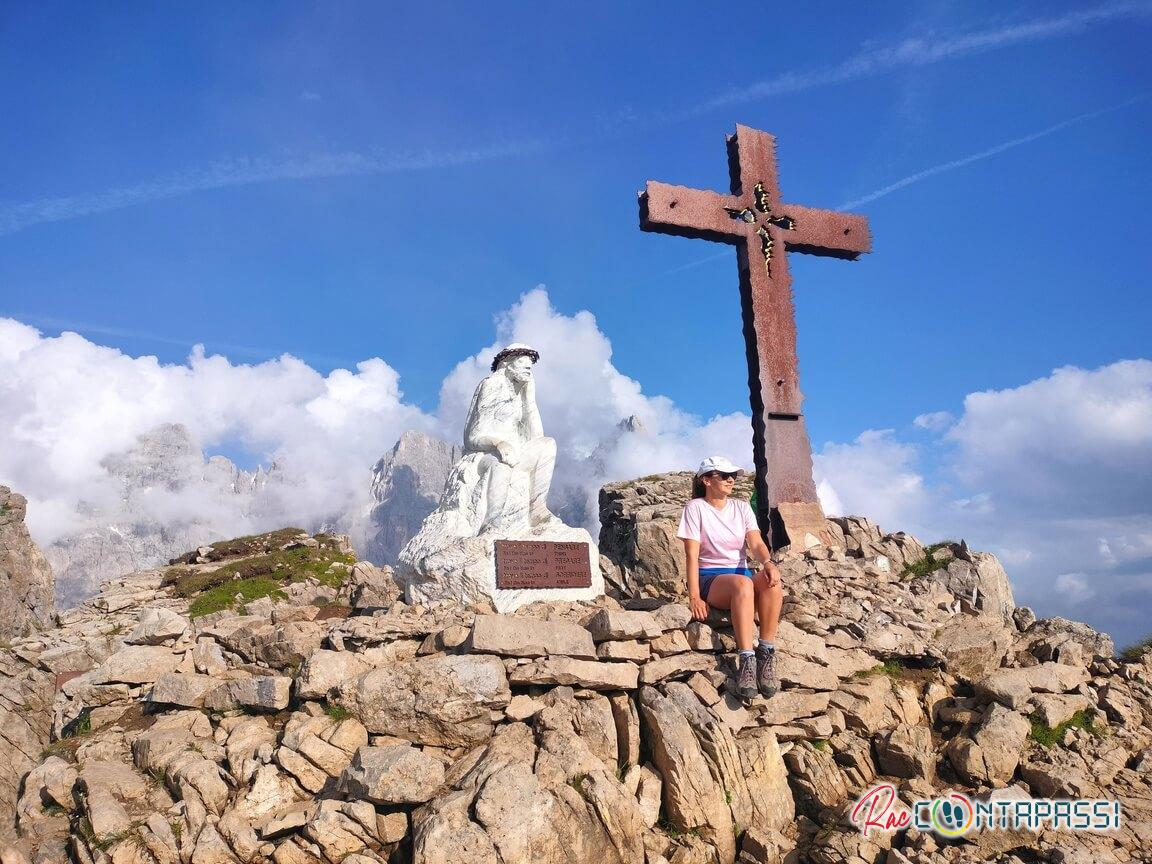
[
  {"xmin": 1021, "ymin": 615, "xmax": 1115, "ymax": 661},
  {"xmin": 0, "ymin": 486, "xmax": 55, "ymax": 639},
  {"xmin": 783, "ymin": 740, "xmax": 849, "ymax": 814},
  {"xmin": 0, "ymin": 658, "xmax": 54, "ymax": 836},
  {"xmin": 827, "ymin": 676, "xmax": 895, "ymax": 735},
  {"xmin": 509, "ymin": 657, "xmax": 638, "ymax": 691},
  {"xmin": 411, "ymin": 722, "xmax": 645, "ymax": 864},
  {"xmin": 148, "ymin": 672, "xmax": 219, "ymax": 708},
  {"xmin": 597, "ymin": 640, "xmax": 651, "ymax": 662},
  {"xmin": 339, "ymin": 745, "xmax": 445, "ymax": 804},
  {"xmin": 92, "ymin": 645, "xmax": 181, "ymax": 685},
  {"xmin": 204, "ymin": 675, "xmax": 292, "ymax": 712},
  {"xmin": 125, "ymin": 607, "xmax": 188, "ymax": 645},
  {"xmin": 735, "ymin": 728, "xmax": 795, "ymax": 835},
  {"xmin": 876, "ymin": 723, "xmax": 935, "ymax": 780},
  {"xmin": 934, "ymin": 616, "xmax": 1012, "ymax": 682},
  {"xmin": 469, "ymin": 614, "xmax": 596, "ymax": 658},
  {"xmin": 637, "ymin": 685, "xmax": 735, "ymax": 863},
  {"xmin": 335, "ymin": 655, "xmax": 510, "ymax": 747},
  {"xmin": 932, "ymin": 552, "xmax": 1015, "ymax": 623},
  {"xmin": 344, "ymin": 561, "xmax": 404, "ymax": 609},
  {"xmin": 587, "ymin": 609, "xmax": 663, "ymax": 641},
  {"xmin": 296, "ymin": 650, "xmax": 374, "ymax": 700},
  {"xmin": 1030, "ymin": 693, "xmax": 1091, "ymax": 728},
  {"xmin": 974, "ymin": 662, "xmax": 1090, "ymax": 709},
  {"xmin": 946, "ymin": 702, "xmax": 1031, "ymax": 785},
  {"xmin": 637, "ymin": 652, "xmax": 717, "ymax": 685}
]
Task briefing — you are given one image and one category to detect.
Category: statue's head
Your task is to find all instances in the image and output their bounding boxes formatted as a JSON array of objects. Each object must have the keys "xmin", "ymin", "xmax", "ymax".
[{"xmin": 491, "ymin": 343, "xmax": 539, "ymax": 385}]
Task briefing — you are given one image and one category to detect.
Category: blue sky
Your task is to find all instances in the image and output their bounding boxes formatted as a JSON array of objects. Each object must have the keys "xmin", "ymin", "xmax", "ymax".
[{"xmin": 1, "ymin": 3, "xmax": 1150, "ymax": 646}]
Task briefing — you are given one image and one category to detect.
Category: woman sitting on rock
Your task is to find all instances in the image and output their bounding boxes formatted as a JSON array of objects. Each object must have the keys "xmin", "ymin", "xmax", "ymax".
[{"xmin": 677, "ymin": 456, "xmax": 783, "ymax": 701}]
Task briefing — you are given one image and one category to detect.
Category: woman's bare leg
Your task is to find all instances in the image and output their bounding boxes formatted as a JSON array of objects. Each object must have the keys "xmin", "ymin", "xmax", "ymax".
[
  {"xmin": 703, "ymin": 574, "xmax": 756, "ymax": 651},
  {"xmin": 752, "ymin": 571, "xmax": 784, "ymax": 641}
]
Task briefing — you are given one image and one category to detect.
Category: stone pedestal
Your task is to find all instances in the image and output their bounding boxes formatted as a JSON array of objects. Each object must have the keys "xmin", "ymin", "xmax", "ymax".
[{"xmin": 398, "ymin": 521, "xmax": 604, "ymax": 613}]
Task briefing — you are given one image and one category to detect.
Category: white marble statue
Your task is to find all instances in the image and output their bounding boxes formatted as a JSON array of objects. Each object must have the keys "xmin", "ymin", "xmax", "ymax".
[
  {"xmin": 464, "ymin": 344, "xmax": 562, "ymax": 534},
  {"xmin": 398, "ymin": 343, "xmax": 603, "ymax": 611}
]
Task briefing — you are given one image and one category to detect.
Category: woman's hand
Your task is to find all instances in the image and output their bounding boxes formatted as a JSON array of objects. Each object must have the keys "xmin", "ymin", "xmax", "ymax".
[
  {"xmin": 689, "ymin": 595, "xmax": 710, "ymax": 622},
  {"xmin": 763, "ymin": 562, "xmax": 782, "ymax": 588}
]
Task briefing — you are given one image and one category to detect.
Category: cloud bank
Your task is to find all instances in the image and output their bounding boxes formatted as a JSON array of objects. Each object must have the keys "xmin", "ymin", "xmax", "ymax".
[
  {"xmin": 3, "ymin": 291, "xmax": 1149, "ymax": 649},
  {"xmin": 0, "ymin": 288, "xmax": 752, "ymax": 550},
  {"xmin": 815, "ymin": 359, "xmax": 1152, "ymax": 650}
]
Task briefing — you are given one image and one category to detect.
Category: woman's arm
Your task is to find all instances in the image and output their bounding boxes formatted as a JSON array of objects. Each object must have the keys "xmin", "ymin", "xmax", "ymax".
[
  {"xmin": 746, "ymin": 530, "xmax": 781, "ymax": 587},
  {"xmin": 683, "ymin": 538, "xmax": 708, "ymax": 621}
]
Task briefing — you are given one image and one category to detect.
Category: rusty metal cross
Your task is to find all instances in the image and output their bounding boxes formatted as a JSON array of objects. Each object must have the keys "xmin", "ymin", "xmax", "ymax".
[{"xmin": 639, "ymin": 124, "xmax": 871, "ymax": 548}]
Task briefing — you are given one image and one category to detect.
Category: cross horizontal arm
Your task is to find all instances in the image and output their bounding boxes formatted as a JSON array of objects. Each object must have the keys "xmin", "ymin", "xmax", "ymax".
[
  {"xmin": 639, "ymin": 181, "xmax": 744, "ymax": 243},
  {"xmin": 781, "ymin": 204, "xmax": 871, "ymax": 260}
]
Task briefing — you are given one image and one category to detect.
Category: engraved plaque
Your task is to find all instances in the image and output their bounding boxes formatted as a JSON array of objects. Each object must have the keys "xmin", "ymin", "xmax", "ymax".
[{"xmin": 494, "ymin": 540, "xmax": 592, "ymax": 589}]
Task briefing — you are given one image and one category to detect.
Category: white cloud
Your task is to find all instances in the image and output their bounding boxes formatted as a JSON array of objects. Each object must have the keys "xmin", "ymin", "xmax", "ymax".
[
  {"xmin": 913, "ymin": 411, "xmax": 955, "ymax": 432},
  {"xmin": 4, "ymin": 298, "xmax": 1150, "ymax": 650},
  {"xmin": 946, "ymin": 360, "xmax": 1152, "ymax": 517},
  {"xmin": 0, "ymin": 287, "xmax": 752, "ymax": 551},
  {"xmin": 816, "ymin": 359, "xmax": 1152, "ymax": 650},
  {"xmin": 0, "ymin": 317, "xmax": 434, "ymax": 545},
  {"xmin": 1055, "ymin": 573, "xmax": 1094, "ymax": 604},
  {"xmin": 814, "ymin": 429, "xmax": 934, "ymax": 537}
]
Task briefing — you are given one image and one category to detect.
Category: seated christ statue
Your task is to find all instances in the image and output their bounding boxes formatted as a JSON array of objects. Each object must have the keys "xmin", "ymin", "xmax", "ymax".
[
  {"xmin": 463, "ymin": 343, "xmax": 562, "ymax": 534},
  {"xmin": 398, "ymin": 342, "xmax": 603, "ymax": 610}
]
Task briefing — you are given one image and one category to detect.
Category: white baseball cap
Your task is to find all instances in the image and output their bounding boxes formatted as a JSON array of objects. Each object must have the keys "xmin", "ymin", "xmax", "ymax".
[{"xmin": 695, "ymin": 456, "xmax": 742, "ymax": 476}]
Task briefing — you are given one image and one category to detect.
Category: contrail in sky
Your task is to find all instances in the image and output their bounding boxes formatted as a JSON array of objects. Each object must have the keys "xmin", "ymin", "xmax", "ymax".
[
  {"xmin": 668, "ymin": 1, "xmax": 1152, "ymax": 121},
  {"xmin": 0, "ymin": 141, "xmax": 543, "ymax": 238},
  {"xmin": 837, "ymin": 94, "xmax": 1149, "ymax": 210},
  {"xmin": 2, "ymin": 2, "xmax": 1148, "ymax": 237}
]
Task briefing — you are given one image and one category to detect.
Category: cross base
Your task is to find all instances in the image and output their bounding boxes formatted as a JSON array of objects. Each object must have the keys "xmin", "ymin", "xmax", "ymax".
[{"xmin": 773, "ymin": 501, "xmax": 837, "ymax": 551}]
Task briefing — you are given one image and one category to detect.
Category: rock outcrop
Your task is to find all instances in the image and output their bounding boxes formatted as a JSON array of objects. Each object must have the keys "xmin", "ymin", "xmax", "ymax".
[
  {"xmin": 599, "ymin": 471, "xmax": 755, "ymax": 599},
  {"xmin": 0, "ymin": 486, "xmax": 54, "ymax": 640},
  {"xmin": 0, "ymin": 477, "xmax": 1148, "ymax": 864},
  {"xmin": 366, "ymin": 431, "xmax": 460, "ymax": 566}
]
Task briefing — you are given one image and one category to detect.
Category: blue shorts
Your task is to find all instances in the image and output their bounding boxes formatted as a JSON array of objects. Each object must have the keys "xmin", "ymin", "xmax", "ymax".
[{"xmin": 699, "ymin": 567, "xmax": 754, "ymax": 603}]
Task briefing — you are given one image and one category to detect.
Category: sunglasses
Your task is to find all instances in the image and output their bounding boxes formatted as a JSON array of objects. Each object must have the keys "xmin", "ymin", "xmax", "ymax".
[{"xmin": 705, "ymin": 471, "xmax": 738, "ymax": 480}]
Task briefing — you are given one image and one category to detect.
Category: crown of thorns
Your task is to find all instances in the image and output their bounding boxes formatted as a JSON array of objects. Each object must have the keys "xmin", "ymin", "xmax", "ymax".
[{"xmin": 490, "ymin": 346, "xmax": 540, "ymax": 372}]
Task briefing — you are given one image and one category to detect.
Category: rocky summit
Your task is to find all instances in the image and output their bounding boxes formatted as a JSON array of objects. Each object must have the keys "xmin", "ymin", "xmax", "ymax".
[
  {"xmin": 0, "ymin": 474, "xmax": 1149, "ymax": 864},
  {"xmin": 0, "ymin": 486, "xmax": 55, "ymax": 641}
]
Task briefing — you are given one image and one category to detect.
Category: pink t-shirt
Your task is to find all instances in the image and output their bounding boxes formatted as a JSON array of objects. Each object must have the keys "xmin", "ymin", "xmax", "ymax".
[{"xmin": 676, "ymin": 498, "xmax": 759, "ymax": 568}]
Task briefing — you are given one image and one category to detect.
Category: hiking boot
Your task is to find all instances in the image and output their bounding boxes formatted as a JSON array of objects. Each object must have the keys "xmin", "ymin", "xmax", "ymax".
[
  {"xmin": 755, "ymin": 643, "xmax": 779, "ymax": 698},
  {"xmin": 735, "ymin": 653, "xmax": 758, "ymax": 701}
]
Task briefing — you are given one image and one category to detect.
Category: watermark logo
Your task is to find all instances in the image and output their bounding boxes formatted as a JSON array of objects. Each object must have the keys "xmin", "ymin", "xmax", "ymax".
[
  {"xmin": 917, "ymin": 792, "xmax": 975, "ymax": 838},
  {"xmin": 851, "ymin": 784, "xmax": 1121, "ymax": 839}
]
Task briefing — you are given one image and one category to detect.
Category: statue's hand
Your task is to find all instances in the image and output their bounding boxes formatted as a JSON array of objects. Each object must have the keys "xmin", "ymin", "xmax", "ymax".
[{"xmin": 497, "ymin": 442, "xmax": 520, "ymax": 467}]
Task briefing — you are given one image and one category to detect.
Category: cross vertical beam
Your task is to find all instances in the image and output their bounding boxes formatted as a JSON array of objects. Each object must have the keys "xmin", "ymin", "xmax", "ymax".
[{"xmin": 638, "ymin": 125, "xmax": 871, "ymax": 548}]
